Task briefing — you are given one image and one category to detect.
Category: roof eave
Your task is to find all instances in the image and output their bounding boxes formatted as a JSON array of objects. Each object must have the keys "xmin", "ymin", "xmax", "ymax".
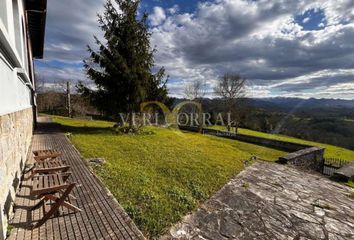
[{"xmin": 25, "ymin": 0, "xmax": 47, "ymax": 59}]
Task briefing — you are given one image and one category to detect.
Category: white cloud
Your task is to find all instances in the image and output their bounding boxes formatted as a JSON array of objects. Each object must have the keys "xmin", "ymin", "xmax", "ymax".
[
  {"xmin": 37, "ymin": 0, "xmax": 354, "ymax": 99},
  {"xmin": 40, "ymin": 0, "xmax": 106, "ymax": 62},
  {"xmin": 168, "ymin": 4, "xmax": 179, "ymax": 15},
  {"xmin": 150, "ymin": 6, "xmax": 166, "ymax": 26},
  {"xmin": 150, "ymin": 0, "xmax": 354, "ymax": 99},
  {"xmin": 302, "ymin": 17, "xmax": 310, "ymax": 23},
  {"xmin": 35, "ymin": 65, "xmax": 86, "ymax": 85}
]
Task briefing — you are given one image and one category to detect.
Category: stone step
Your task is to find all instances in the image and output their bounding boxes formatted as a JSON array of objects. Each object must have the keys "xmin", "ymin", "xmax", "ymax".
[{"xmin": 333, "ymin": 161, "xmax": 354, "ymax": 181}]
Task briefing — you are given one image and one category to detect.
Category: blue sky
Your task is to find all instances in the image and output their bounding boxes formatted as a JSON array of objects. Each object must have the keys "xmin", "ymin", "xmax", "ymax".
[
  {"xmin": 295, "ymin": 9, "xmax": 327, "ymax": 31},
  {"xmin": 141, "ymin": 0, "xmax": 200, "ymax": 13},
  {"xmin": 35, "ymin": 0, "xmax": 202, "ymax": 81},
  {"xmin": 36, "ymin": 0, "xmax": 202, "ymax": 70},
  {"xmin": 36, "ymin": 0, "xmax": 354, "ymax": 99}
]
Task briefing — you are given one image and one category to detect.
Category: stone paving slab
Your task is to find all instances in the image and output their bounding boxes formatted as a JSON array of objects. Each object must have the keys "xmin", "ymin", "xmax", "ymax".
[{"xmin": 162, "ymin": 161, "xmax": 354, "ymax": 240}]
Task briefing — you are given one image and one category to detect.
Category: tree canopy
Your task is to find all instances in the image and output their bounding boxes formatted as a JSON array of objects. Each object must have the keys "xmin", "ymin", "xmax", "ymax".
[{"xmin": 78, "ymin": 0, "xmax": 168, "ymax": 117}]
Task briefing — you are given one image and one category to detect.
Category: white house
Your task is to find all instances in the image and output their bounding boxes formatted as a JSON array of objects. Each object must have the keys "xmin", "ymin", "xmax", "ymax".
[{"xmin": 0, "ymin": 0, "xmax": 46, "ymax": 239}]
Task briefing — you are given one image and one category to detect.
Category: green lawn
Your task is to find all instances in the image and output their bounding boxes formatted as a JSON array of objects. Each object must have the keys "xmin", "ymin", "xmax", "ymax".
[
  {"xmin": 210, "ymin": 125, "xmax": 354, "ymax": 160},
  {"xmin": 52, "ymin": 116, "xmax": 285, "ymax": 238},
  {"xmin": 52, "ymin": 116, "xmax": 354, "ymax": 238}
]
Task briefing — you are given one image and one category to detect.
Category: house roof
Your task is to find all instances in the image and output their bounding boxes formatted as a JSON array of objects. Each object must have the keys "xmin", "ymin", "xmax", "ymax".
[{"xmin": 25, "ymin": 0, "xmax": 47, "ymax": 59}]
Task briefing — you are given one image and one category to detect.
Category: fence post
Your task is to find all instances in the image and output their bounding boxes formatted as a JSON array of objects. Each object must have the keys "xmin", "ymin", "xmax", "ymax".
[{"xmin": 321, "ymin": 157, "xmax": 325, "ymax": 174}]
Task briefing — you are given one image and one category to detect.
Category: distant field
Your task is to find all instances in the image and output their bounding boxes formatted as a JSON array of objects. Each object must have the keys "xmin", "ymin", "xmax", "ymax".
[
  {"xmin": 52, "ymin": 116, "xmax": 285, "ymax": 238},
  {"xmin": 210, "ymin": 125, "xmax": 354, "ymax": 161}
]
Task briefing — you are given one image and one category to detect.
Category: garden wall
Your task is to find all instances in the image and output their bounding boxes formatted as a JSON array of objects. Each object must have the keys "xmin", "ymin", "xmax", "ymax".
[
  {"xmin": 278, "ymin": 147, "xmax": 325, "ymax": 172},
  {"xmin": 0, "ymin": 108, "xmax": 33, "ymax": 239},
  {"xmin": 180, "ymin": 126, "xmax": 325, "ymax": 172},
  {"xmin": 180, "ymin": 126, "xmax": 310, "ymax": 152}
]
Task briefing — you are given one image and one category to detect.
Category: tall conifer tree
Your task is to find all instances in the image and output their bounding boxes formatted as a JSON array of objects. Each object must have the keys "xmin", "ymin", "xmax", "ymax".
[{"xmin": 78, "ymin": 0, "xmax": 168, "ymax": 120}]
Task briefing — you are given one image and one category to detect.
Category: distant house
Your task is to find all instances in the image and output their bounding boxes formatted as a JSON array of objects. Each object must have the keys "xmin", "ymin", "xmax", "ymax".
[{"xmin": 0, "ymin": 0, "xmax": 46, "ymax": 239}]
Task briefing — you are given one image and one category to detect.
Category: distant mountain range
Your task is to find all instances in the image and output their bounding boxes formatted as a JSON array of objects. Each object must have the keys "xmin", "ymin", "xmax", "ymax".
[
  {"xmin": 173, "ymin": 97, "xmax": 354, "ymax": 110},
  {"xmin": 248, "ymin": 97, "xmax": 354, "ymax": 111},
  {"xmin": 169, "ymin": 97, "xmax": 354, "ymax": 150}
]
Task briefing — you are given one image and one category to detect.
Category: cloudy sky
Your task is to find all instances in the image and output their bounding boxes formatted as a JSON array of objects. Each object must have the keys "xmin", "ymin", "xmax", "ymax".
[{"xmin": 36, "ymin": 0, "xmax": 354, "ymax": 99}]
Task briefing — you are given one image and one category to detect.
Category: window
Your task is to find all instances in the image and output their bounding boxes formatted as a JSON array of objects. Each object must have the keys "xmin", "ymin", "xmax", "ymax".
[
  {"xmin": 13, "ymin": 0, "xmax": 23, "ymax": 59},
  {"xmin": 0, "ymin": 0, "xmax": 8, "ymax": 30},
  {"xmin": 22, "ymin": 19, "xmax": 29, "ymax": 72}
]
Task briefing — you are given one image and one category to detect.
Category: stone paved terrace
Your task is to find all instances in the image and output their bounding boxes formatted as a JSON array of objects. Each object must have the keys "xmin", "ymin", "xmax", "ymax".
[
  {"xmin": 335, "ymin": 161, "xmax": 354, "ymax": 181},
  {"xmin": 9, "ymin": 117, "xmax": 145, "ymax": 240},
  {"xmin": 163, "ymin": 161, "xmax": 354, "ymax": 240}
]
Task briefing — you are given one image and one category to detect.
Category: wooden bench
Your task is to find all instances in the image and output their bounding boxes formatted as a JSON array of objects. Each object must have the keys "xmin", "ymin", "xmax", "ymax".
[
  {"xmin": 30, "ymin": 173, "xmax": 81, "ymax": 228},
  {"xmin": 33, "ymin": 149, "xmax": 62, "ymax": 162},
  {"xmin": 27, "ymin": 159, "xmax": 70, "ymax": 179}
]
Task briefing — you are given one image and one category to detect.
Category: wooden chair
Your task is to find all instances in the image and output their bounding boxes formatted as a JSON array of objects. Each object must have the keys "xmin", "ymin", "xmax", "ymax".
[
  {"xmin": 30, "ymin": 173, "xmax": 82, "ymax": 228},
  {"xmin": 33, "ymin": 149, "xmax": 62, "ymax": 162},
  {"xmin": 26, "ymin": 159, "xmax": 70, "ymax": 179}
]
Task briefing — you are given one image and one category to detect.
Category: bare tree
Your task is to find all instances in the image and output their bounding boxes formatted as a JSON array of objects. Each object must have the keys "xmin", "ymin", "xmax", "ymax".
[
  {"xmin": 52, "ymin": 80, "xmax": 73, "ymax": 117},
  {"xmin": 184, "ymin": 79, "xmax": 206, "ymax": 100},
  {"xmin": 214, "ymin": 73, "xmax": 246, "ymax": 131},
  {"xmin": 54, "ymin": 80, "xmax": 69, "ymax": 93},
  {"xmin": 66, "ymin": 82, "xmax": 72, "ymax": 118},
  {"xmin": 35, "ymin": 72, "xmax": 46, "ymax": 93}
]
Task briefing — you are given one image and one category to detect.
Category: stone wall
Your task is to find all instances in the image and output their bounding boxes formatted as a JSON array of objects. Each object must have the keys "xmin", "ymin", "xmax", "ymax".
[
  {"xmin": 180, "ymin": 126, "xmax": 325, "ymax": 173},
  {"xmin": 0, "ymin": 108, "xmax": 33, "ymax": 239},
  {"xmin": 180, "ymin": 126, "xmax": 310, "ymax": 152},
  {"xmin": 278, "ymin": 147, "xmax": 325, "ymax": 172}
]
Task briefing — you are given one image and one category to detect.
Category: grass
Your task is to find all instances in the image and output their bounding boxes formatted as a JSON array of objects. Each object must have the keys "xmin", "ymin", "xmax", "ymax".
[
  {"xmin": 210, "ymin": 125, "xmax": 354, "ymax": 160},
  {"xmin": 52, "ymin": 116, "xmax": 354, "ymax": 238},
  {"xmin": 6, "ymin": 224, "xmax": 14, "ymax": 238},
  {"xmin": 347, "ymin": 181, "xmax": 354, "ymax": 199},
  {"xmin": 52, "ymin": 116, "xmax": 285, "ymax": 238},
  {"xmin": 347, "ymin": 180, "xmax": 354, "ymax": 188}
]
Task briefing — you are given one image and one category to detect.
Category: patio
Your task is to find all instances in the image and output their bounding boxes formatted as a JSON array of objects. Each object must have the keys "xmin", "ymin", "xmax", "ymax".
[
  {"xmin": 8, "ymin": 117, "xmax": 144, "ymax": 240},
  {"xmin": 163, "ymin": 161, "xmax": 354, "ymax": 239}
]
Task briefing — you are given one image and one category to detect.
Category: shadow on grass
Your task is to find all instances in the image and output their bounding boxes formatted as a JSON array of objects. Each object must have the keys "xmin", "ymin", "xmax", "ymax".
[{"xmin": 59, "ymin": 125, "xmax": 113, "ymax": 135}]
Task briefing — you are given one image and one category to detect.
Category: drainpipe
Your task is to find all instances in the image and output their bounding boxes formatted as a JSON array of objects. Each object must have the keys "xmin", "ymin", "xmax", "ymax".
[{"xmin": 24, "ymin": 81, "xmax": 37, "ymax": 129}]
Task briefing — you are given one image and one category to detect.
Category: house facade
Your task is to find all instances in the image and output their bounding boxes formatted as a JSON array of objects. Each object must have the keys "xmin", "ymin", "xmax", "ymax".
[{"xmin": 0, "ymin": 0, "xmax": 46, "ymax": 238}]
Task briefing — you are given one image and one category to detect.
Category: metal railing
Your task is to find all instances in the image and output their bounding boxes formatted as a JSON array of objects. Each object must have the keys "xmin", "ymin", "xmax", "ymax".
[{"xmin": 322, "ymin": 158, "xmax": 351, "ymax": 176}]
